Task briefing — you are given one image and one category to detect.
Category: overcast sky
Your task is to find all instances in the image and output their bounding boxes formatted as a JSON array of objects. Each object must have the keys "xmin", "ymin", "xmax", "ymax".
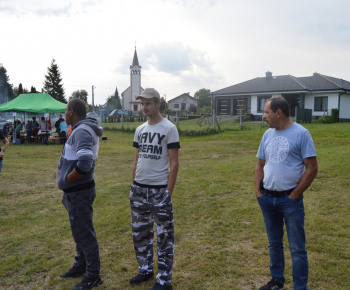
[{"xmin": 1, "ymin": 0, "xmax": 350, "ymax": 105}]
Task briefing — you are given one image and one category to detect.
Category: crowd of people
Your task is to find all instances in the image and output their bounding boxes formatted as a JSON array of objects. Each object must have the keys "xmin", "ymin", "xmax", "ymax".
[{"xmin": 1, "ymin": 115, "xmax": 71, "ymax": 145}]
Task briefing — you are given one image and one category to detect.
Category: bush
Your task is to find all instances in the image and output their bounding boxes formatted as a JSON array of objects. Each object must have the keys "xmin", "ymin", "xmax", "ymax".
[
  {"xmin": 313, "ymin": 116, "xmax": 335, "ymax": 124},
  {"xmin": 331, "ymin": 108, "xmax": 339, "ymax": 121}
]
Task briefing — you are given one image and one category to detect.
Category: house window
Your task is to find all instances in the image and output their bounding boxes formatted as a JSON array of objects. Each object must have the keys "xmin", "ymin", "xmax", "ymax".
[
  {"xmin": 133, "ymin": 105, "xmax": 138, "ymax": 111},
  {"xmin": 258, "ymin": 96, "xmax": 270, "ymax": 112},
  {"xmin": 314, "ymin": 96, "xmax": 328, "ymax": 111},
  {"xmin": 173, "ymin": 104, "xmax": 179, "ymax": 109}
]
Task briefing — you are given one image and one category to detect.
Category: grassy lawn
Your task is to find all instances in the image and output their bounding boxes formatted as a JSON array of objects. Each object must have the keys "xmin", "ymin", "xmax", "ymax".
[{"xmin": 0, "ymin": 122, "xmax": 349, "ymax": 289}]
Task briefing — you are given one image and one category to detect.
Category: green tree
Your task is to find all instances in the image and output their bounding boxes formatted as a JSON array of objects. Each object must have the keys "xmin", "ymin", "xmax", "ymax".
[
  {"xmin": 69, "ymin": 90, "xmax": 88, "ymax": 103},
  {"xmin": 0, "ymin": 65, "xmax": 14, "ymax": 102},
  {"xmin": 114, "ymin": 87, "xmax": 122, "ymax": 109},
  {"xmin": 14, "ymin": 84, "xmax": 29, "ymax": 97},
  {"xmin": 105, "ymin": 87, "xmax": 122, "ymax": 112},
  {"xmin": 194, "ymin": 88, "xmax": 211, "ymax": 108},
  {"xmin": 30, "ymin": 86, "xmax": 38, "ymax": 93},
  {"xmin": 160, "ymin": 96, "xmax": 167, "ymax": 113},
  {"xmin": 18, "ymin": 83, "xmax": 24, "ymax": 95},
  {"xmin": 43, "ymin": 59, "xmax": 66, "ymax": 103}
]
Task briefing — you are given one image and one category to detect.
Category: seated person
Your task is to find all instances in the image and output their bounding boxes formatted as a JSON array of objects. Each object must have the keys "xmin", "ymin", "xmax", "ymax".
[
  {"xmin": 39, "ymin": 117, "xmax": 50, "ymax": 145},
  {"xmin": 15, "ymin": 122, "xmax": 24, "ymax": 143},
  {"xmin": 40, "ymin": 117, "xmax": 49, "ymax": 132},
  {"xmin": 2, "ymin": 122, "xmax": 13, "ymax": 138},
  {"xmin": 26, "ymin": 120, "xmax": 33, "ymax": 142},
  {"xmin": 59, "ymin": 120, "xmax": 68, "ymax": 144},
  {"xmin": 32, "ymin": 124, "xmax": 40, "ymax": 138},
  {"xmin": 32, "ymin": 117, "xmax": 38, "ymax": 129}
]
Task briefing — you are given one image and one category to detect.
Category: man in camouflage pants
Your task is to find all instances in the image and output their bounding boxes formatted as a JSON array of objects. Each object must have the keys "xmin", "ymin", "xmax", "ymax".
[{"xmin": 129, "ymin": 88, "xmax": 180, "ymax": 290}]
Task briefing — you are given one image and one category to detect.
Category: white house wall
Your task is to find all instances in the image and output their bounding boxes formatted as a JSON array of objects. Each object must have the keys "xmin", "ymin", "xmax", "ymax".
[
  {"xmin": 168, "ymin": 97, "xmax": 197, "ymax": 111},
  {"xmin": 304, "ymin": 92, "xmax": 339, "ymax": 117},
  {"xmin": 251, "ymin": 95, "xmax": 258, "ymax": 115},
  {"xmin": 339, "ymin": 94, "xmax": 350, "ymax": 119},
  {"xmin": 131, "ymin": 74, "xmax": 141, "ymax": 104},
  {"xmin": 122, "ymin": 88, "xmax": 131, "ymax": 110}
]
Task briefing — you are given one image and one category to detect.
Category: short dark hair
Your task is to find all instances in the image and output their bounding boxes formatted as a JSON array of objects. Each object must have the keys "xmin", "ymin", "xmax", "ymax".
[
  {"xmin": 68, "ymin": 98, "xmax": 86, "ymax": 118},
  {"xmin": 268, "ymin": 96, "xmax": 290, "ymax": 117}
]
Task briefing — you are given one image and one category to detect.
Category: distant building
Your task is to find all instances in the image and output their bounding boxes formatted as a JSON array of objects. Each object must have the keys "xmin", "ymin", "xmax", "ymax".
[
  {"xmin": 167, "ymin": 93, "xmax": 197, "ymax": 112},
  {"xmin": 121, "ymin": 48, "xmax": 143, "ymax": 112},
  {"xmin": 210, "ymin": 72, "xmax": 350, "ymax": 121}
]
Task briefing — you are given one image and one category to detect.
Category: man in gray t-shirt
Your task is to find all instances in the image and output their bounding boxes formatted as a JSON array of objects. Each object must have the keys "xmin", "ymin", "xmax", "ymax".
[
  {"xmin": 255, "ymin": 96, "xmax": 318, "ymax": 290},
  {"xmin": 129, "ymin": 88, "xmax": 180, "ymax": 290}
]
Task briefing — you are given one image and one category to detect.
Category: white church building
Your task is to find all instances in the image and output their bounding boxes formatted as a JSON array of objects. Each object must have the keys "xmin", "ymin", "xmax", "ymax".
[{"xmin": 121, "ymin": 48, "xmax": 143, "ymax": 112}]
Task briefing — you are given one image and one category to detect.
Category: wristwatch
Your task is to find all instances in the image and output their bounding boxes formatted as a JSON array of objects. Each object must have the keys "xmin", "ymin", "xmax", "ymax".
[{"xmin": 1, "ymin": 149, "xmax": 5, "ymax": 152}]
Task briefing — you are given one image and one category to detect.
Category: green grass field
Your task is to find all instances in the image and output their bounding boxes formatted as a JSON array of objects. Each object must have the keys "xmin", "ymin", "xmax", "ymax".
[{"xmin": 0, "ymin": 121, "xmax": 349, "ymax": 289}]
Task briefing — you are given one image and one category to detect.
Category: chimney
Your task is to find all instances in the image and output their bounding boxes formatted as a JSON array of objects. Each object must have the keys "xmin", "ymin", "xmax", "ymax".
[{"xmin": 266, "ymin": 71, "xmax": 272, "ymax": 79}]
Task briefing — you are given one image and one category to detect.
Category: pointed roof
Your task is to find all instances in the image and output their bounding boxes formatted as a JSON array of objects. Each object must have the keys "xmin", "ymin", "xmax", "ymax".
[{"xmin": 131, "ymin": 47, "xmax": 140, "ymax": 67}]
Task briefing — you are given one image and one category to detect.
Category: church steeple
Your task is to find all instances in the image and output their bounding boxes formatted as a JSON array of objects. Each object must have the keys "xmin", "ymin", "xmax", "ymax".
[
  {"xmin": 121, "ymin": 46, "xmax": 142, "ymax": 111},
  {"xmin": 131, "ymin": 47, "xmax": 140, "ymax": 67},
  {"xmin": 129, "ymin": 46, "xmax": 142, "ymax": 109}
]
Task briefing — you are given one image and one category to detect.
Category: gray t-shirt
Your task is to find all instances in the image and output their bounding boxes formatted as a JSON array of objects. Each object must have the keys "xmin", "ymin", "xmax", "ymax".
[
  {"xmin": 257, "ymin": 123, "xmax": 316, "ymax": 191},
  {"xmin": 133, "ymin": 118, "xmax": 180, "ymax": 186}
]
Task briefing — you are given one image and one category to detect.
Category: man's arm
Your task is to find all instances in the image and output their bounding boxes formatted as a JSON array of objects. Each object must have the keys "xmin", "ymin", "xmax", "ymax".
[
  {"xmin": 167, "ymin": 148, "xmax": 179, "ymax": 196},
  {"xmin": 131, "ymin": 149, "xmax": 139, "ymax": 183},
  {"xmin": 67, "ymin": 129, "xmax": 93, "ymax": 183},
  {"xmin": 254, "ymin": 159, "xmax": 265, "ymax": 198},
  {"xmin": 67, "ymin": 168, "xmax": 84, "ymax": 183},
  {"xmin": 0, "ymin": 137, "xmax": 9, "ymax": 159},
  {"xmin": 289, "ymin": 156, "xmax": 318, "ymax": 200}
]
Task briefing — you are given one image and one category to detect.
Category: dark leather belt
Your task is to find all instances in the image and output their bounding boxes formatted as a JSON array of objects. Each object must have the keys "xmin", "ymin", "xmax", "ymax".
[{"xmin": 264, "ymin": 188, "xmax": 294, "ymax": 197}]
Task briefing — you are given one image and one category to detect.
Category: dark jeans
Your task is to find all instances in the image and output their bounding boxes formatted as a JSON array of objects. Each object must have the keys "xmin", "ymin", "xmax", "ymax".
[
  {"xmin": 62, "ymin": 187, "xmax": 101, "ymax": 278},
  {"xmin": 258, "ymin": 192, "xmax": 308, "ymax": 290}
]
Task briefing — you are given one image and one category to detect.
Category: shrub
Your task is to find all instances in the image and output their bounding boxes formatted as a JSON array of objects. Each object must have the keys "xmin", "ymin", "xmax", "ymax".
[{"xmin": 331, "ymin": 108, "xmax": 339, "ymax": 121}]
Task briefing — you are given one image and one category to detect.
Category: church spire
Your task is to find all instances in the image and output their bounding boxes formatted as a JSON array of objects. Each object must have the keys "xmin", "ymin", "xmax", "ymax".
[{"xmin": 131, "ymin": 47, "xmax": 140, "ymax": 67}]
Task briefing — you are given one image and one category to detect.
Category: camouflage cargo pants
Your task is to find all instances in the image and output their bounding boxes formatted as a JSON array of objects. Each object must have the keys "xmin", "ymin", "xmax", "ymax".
[{"xmin": 130, "ymin": 184, "xmax": 174, "ymax": 286}]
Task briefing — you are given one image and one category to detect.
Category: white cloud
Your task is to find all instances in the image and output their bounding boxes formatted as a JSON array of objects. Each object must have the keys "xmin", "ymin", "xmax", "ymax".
[{"xmin": 1, "ymin": 0, "xmax": 350, "ymax": 104}]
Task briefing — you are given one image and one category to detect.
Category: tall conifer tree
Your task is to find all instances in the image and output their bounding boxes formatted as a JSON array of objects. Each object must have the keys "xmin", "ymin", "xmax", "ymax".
[
  {"xmin": 114, "ymin": 87, "xmax": 121, "ymax": 109},
  {"xmin": 0, "ymin": 65, "xmax": 14, "ymax": 102},
  {"xmin": 43, "ymin": 59, "xmax": 66, "ymax": 103}
]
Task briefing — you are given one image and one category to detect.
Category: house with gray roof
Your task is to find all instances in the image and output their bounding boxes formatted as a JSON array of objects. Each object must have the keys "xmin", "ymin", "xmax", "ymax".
[
  {"xmin": 210, "ymin": 72, "xmax": 350, "ymax": 121},
  {"xmin": 167, "ymin": 93, "xmax": 197, "ymax": 112}
]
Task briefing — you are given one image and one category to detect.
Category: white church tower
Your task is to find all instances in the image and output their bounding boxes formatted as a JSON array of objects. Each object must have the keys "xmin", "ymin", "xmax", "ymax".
[{"xmin": 121, "ymin": 47, "xmax": 143, "ymax": 112}]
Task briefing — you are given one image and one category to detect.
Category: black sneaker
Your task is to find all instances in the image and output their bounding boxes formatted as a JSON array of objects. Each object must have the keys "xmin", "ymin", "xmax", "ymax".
[
  {"xmin": 60, "ymin": 266, "xmax": 86, "ymax": 278},
  {"xmin": 129, "ymin": 272, "xmax": 154, "ymax": 284},
  {"xmin": 150, "ymin": 282, "xmax": 172, "ymax": 290},
  {"xmin": 259, "ymin": 279, "xmax": 284, "ymax": 290},
  {"xmin": 73, "ymin": 276, "xmax": 103, "ymax": 290}
]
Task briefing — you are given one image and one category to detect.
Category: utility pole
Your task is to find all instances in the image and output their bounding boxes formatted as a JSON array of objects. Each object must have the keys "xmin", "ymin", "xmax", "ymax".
[{"xmin": 92, "ymin": 85, "xmax": 95, "ymax": 112}]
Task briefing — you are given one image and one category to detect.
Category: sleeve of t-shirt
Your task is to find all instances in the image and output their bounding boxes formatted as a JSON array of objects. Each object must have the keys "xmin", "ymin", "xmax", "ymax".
[
  {"xmin": 167, "ymin": 126, "xmax": 180, "ymax": 149},
  {"xmin": 256, "ymin": 133, "xmax": 267, "ymax": 160},
  {"xmin": 300, "ymin": 130, "xmax": 317, "ymax": 159},
  {"xmin": 133, "ymin": 128, "xmax": 139, "ymax": 148}
]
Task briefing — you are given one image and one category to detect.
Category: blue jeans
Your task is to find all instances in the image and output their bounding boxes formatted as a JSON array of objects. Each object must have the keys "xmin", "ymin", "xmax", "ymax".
[
  {"xmin": 258, "ymin": 193, "xmax": 309, "ymax": 290},
  {"xmin": 0, "ymin": 159, "xmax": 2, "ymax": 174}
]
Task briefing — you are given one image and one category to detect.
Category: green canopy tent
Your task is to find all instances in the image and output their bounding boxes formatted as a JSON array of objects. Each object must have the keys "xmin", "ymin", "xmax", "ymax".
[{"xmin": 0, "ymin": 93, "xmax": 66, "ymax": 113}]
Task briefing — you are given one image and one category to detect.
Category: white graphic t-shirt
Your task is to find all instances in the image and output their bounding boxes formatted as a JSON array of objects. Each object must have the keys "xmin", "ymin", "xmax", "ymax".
[
  {"xmin": 133, "ymin": 118, "xmax": 180, "ymax": 186},
  {"xmin": 257, "ymin": 123, "xmax": 316, "ymax": 191}
]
